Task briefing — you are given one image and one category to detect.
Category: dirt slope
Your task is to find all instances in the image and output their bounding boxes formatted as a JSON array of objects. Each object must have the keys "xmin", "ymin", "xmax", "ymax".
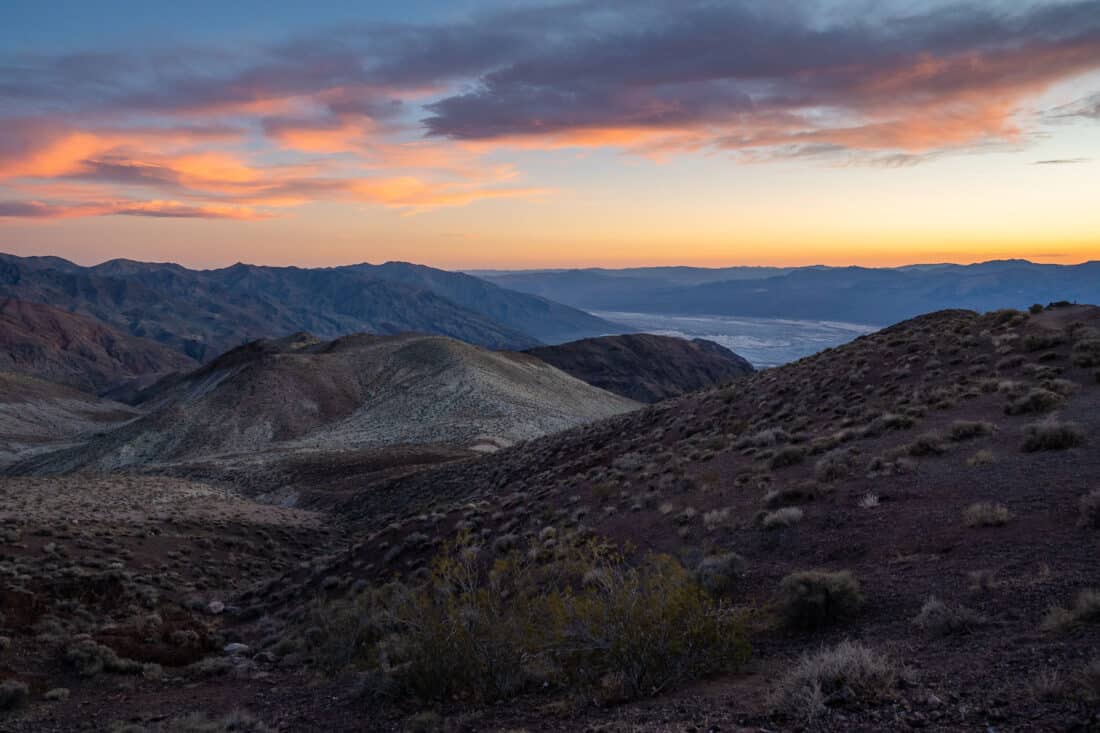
[
  {"xmin": 0, "ymin": 372, "xmax": 138, "ymax": 466},
  {"xmin": 12, "ymin": 332, "xmax": 639, "ymax": 474},
  {"xmin": 527, "ymin": 333, "xmax": 754, "ymax": 402},
  {"xmin": 0, "ymin": 298, "xmax": 196, "ymax": 394}
]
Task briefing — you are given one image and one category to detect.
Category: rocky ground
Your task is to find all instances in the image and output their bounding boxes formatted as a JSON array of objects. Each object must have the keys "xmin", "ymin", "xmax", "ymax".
[{"xmin": 3, "ymin": 304, "xmax": 1100, "ymax": 731}]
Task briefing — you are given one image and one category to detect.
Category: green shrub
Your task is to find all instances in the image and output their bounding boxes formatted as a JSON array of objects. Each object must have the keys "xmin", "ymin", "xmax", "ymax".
[
  {"xmin": 771, "ymin": 641, "xmax": 898, "ymax": 724},
  {"xmin": 776, "ymin": 570, "xmax": 864, "ymax": 630},
  {"xmin": 305, "ymin": 541, "xmax": 749, "ymax": 703},
  {"xmin": 1023, "ymin": 420, "xmax": 1085, "ymax": 452}
]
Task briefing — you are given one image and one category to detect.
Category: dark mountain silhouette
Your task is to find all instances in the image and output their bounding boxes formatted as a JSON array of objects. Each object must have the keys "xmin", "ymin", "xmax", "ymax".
[
  {"xmin": 527, "ymin": 333, "xmax": 754, "ymax": 403},
  {"xmin": 477, "ymin": 260, "xmax": 1100, "ymax": 325},
  {"xmin": 0, "ymin": 254, "xmax": 622, "ymax": 360}
]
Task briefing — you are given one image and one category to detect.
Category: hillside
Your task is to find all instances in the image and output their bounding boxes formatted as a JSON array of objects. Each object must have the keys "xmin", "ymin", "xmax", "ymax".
[
  {"xmin": 0, "ymin": 297, "xmax": 196, "ymax": 394},
  {"xmin": 526, "ymin": 333, "xmax": 754, "ymax": 402},
  {"xmin": 12, "ymin": 332, "xmax": 639, "ymax": 475},
  {"xmin": 0, "ymin": 372, "xmax": 138, "ymax": 466},
  {"xmin": 5, "ymin": 304, "xmax": 1100, "ymax": 732},
  {"xmin": 0, "ymin": 254, "xmax": 623, "ymax": 360},
  {"xmin": 478, "ymin": 260, "xmax": 1100, "ymax": 325}
]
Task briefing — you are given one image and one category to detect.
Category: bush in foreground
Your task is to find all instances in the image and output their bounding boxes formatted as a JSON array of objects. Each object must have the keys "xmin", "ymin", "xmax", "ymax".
[
  {"xmin": 305, "ymin": 541, "xmax": 749, "ymax": 703},
  {"xmin": 771, "ymin": 641, "xmax": 899, "ymax": 724},
  {"xmin": 1022, "ymin": 420, "xmax": 1085, "ymax": 452},
  {"xmin": 0, "ymin": 680, "xmax": 29, "ymax": 711},
  {"xmin": 1043, "ymin": 590, "xmax": 1100, "ymax": 632},
  {"xmin": 963, "ymin": 502, "xmax": 1013, "ymax": 527},
  {"xmin": 912, "ymin": 596, "xmax": 986, "ymax": 636},
  {"xmin": 777, "ymin": 570, "xmax": 864, "ymax": 630}
]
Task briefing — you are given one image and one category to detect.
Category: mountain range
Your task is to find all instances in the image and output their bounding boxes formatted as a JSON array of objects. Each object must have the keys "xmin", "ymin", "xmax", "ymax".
[
  {"xmin": 0, "ymin": 253, "xmax": 621, "ymax": 362},
  {"xmin": 476, "ymin": 260, "xmax": 1100, "ymax": 325}
]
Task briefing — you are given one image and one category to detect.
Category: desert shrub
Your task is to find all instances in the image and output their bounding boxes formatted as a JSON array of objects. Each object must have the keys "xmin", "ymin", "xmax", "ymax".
[
  {"xmin": 111, "ymin": 710, "xmax": 272, "ymax": 733},
  {"xmin": 860, "ymin": 412, "xmax": 914, "ymax": 438},
  {"xmin": 949, "ymin": 420, "xmax": 995, "ymax": 441},
  {"xmin": 814, "ymin": 450, "xmax": 854, "ymax": 482},
  {"xmin": 769, "ymin": 446, "xmax": 807, "ymax": 470},
  {"xmin": 1043, "ymin": 590, "xmax": 1100, "ymax": 632},
  {"xmin": 776, "ymin": 570, "xmax": 864, "ymax": 630},
  {"xmin": 1022, "ymin": 331, "xmax": 1066, "ymax": 352},
  {"xmin": 771, "ymin": 641, "xmax": 899, "ymax": 724},
  {"xmin": 1043, "ymin": 378, "xmax": 1080, "ymax": 397},
  {"xmin": 1079, "ymin": 659, "xmax": 1100, "ymax": 705},
  {"xmin": 763, "ymin": 483, "xmax": 817, "ymax": 508},
  {"xmin": 695, "ymin": 553, "xmax": 746, "ymax": 595},
  {"xmin": 1072, "ymin": 339, "xmax": 1100, "ymax": 368},
  {"xmin": 1029, "ymin": 303, "xmax": 1045, "ymax": 315},
  {"xmin": 906, "ymin": 431, "xmax": 946, "ymax": 457},
  {"xmin": 305, "ymin": 541, "xmax": 749, "ymax": 703},
  {"xmin": 963, "ymin": 502, "xmax": 1012, "ymax": 527},
  {"xmin": 1062, "ymin": 590, "xmax": 1098, "ymax": 637},
  {"xmin": 967, "ymin": 449, "xmax": 996, "ymax": 467},
  {"xmin": 1022, "ymin": 419, "xmax": 1085, "ymax": 452},
  {"xmin": 0, "ymin": 680, "xmax": 29, "ymax": 711},
  {"xmin": 1005, "ymin": 388, "xmax": 1065, "ymax": 415},
  {"xmin": 912, "ymin": 596, "xmax": 986, "ymax": 636},
  {"xmin": 702, "ymin": 508, "xmax": 731, "ymax": 531},
  {"xmin": 762, "ymin": 507, "xmax": 804, "ymax": 530},
  {"xmin": 64, "ymin": 639, "xmax": 143, "ymax": 677},
  {"xmin": 1080, "ymin": 489, "xmax": 1100, "ymax": 529}
]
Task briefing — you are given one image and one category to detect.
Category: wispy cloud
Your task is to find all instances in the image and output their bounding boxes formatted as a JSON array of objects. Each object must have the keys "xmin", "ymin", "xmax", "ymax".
[{"xmin": 1, "ymin": 0, "xmax": 1098, "ymax": 221}]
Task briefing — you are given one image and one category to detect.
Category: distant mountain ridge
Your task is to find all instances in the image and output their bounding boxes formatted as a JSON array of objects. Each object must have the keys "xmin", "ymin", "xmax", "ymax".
[
  {"xmin": 527, "ymin": 334, "xmax": 754, "ymax": 403},
  {"xmin": 0, "ymin": 253, "xmax": 622, "ymax": 361},
  {"xmin": 476, "ymin": 260, "xmax": 1100, "ymax": 325}
]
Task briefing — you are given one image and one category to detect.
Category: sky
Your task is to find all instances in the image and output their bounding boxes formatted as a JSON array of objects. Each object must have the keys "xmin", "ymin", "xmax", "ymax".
[{"xmin": 1, "ymin": 0, "xmax": 1099, "ymax": 270}]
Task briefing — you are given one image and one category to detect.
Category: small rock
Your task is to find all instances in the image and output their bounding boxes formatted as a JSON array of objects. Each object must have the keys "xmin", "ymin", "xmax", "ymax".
[
  {"xmin": 44, "ymin": 688, "xmax": 70, "ymax": 702},
  {"xmin": 207, "ymin": 600, "xmax": 225, "ymax": 615},
  {"xmin": 223, "ymin": 643, "xmax": 251, "ymax": 656}
]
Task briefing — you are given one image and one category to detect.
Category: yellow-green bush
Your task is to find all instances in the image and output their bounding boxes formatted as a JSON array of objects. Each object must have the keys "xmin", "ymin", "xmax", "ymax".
[{"xmin": 305, "ymin": 540, "xmax": 749, "ymax": 703}]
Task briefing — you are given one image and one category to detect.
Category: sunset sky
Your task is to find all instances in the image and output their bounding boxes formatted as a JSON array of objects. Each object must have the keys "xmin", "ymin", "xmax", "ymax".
[{"xmin": 2, "ymin": 0, "xmax": 1099, "ymax": 269}]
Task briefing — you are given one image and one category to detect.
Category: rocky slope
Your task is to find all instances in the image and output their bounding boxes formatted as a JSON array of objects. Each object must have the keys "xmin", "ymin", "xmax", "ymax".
[
  {"xmin": 0, "ymin": 254, "xmax": 622, "ymax": 360},
  {"xmin": 527, "ymin": 333, "xmax": 754, "ymax": 402},
  {"xmin": 0, "ymin": 372, "xmax": 138, "ymax": 466},
  {"xmin": 0, "ymin": 297, "xmax": 196, "ymax": 394},
  {"xmin": 11, "ymin": 332, "xmax": 639, "ymax": 475}
]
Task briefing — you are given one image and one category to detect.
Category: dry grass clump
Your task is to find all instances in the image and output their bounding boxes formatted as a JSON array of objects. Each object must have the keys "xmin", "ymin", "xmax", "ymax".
[
  {"xmin": 911, "ymin": 596, "xmax": 986, "ymax": 636},
  {"xmin": 776, "ymin": 570, "xmax": 864, "ymax": 630},
  {"xmin": 963, "ymin": 502, "xmax": 1012, "ymax": 527},
  {"xmin": 814, "ymin": 449, "xmax": 854, "ymax": 482},
  {"xmin": 768, "ymin": 445, "xmax": 807, "ymax": 470},
  {"xmin": 906, "ymin": 431, "xmax": 946, "ymax": 457},
  {"xmin": 1072, "ymin": 339, "xmax": 1100, "ymax": 368},
  {"xmin": 1022, "ymin": 419, "xmax": 1085, "ymax": 452},
  {"xmin": 967, "ymin": 449, "xmax": 996, "ymax": 467},
  {"xmin": 0, "ymin": 680, "xmax": 29, "ymax": 711},
  {"xmin": 762, "ymin": 482, "xmax": 817, "ymax": 508},
  {"xmin": 770, "ymin": 641, "xmax": 899, "ymax": 724},
  {"xmin": 949, "ymin": 420, "xmax": 995, "ymax": 441},
  {"xmin": 1022, "ymin": 331, "xmax": 1066, "ymax": 352},
  {"xmin": 1079, "ymin": 489, "xmax": 1100, "ymax": 529},
  {"xmin": 695, "ymin": 553, "xmax": 746, "ymax": 595},
  {"xmin": 1043, "ymin": 590, "xmax": 1100, "ymax": 632},
  {"xmin": 64, "ymin": 639, "xmax": 143, "ymax": 677},
  {"xmin": 111, "ymin": 710, "xmax": 272, "ymax": 733},
  {"xmin": 305, "ymin": 541, "xmax": 749, "ymax": 703},
  {"xmin": 762, "ymin": 507, "xmax": 804, "ymax": 530},
  {"xmin": 1004, "ymin": 388, "xmax": 1065, "ymax": 415}
]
